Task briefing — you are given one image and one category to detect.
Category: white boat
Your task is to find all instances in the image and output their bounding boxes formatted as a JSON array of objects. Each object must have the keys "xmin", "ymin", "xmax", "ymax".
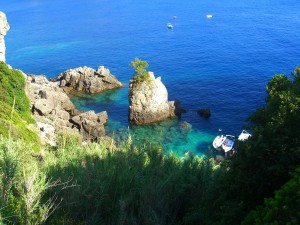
[
  {"xmin": 222, "ymin": 135, "xmax": 235, "ymax": 152},
  {"xmin": 213, "ymin": 135, "xmax": 226, "ymax": 150},
  {"xmin": 167, "ymin": 23, "xmax": 173, "ymax": 29},
  {"xmin": 206, "ymin": 14, "xmax": 213, "ymax": 19},
  {"xmin": 238, "ymin": 130, "xmax": 252, "ymax": 141}
]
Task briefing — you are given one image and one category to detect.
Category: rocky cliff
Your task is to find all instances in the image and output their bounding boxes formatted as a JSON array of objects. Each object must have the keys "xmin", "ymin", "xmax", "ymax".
[
  {"xmin": 25, "ymin": 74, "xmax": 110, "ymax": 146},
  {"xmin": 128, "ymin": 72, "xmax": 178, "ymax": 125},
  {"xmin": 0, "ymin": 11, "xmax": 10, "ymax": 62},
  {"xmin": 57, "ymin": 66, "xmax": 122, "ymax": 94}
]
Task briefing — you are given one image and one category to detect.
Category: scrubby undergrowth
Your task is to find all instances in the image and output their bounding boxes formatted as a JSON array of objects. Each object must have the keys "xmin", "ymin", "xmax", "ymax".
[{"xmin": 0, "ymin": 62, "xmax": 39, "ymax": 149}]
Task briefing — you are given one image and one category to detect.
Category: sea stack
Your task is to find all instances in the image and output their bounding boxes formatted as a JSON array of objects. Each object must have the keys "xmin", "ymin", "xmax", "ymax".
[
  {"xmin": 128, "ymin": 72, "xmax": 178, "ymax": 125},
  {"xmin": 0, "ymin": 11, "xmax": 10, "ymax": 62},
  {"xmin": 57, "ymin": 66, "xmax": 122, "ymax": 94}
]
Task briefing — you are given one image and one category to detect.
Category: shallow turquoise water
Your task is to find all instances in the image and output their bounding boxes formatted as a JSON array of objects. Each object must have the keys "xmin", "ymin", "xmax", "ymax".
[{"xmin": 2, "ymin": 0, "xmax": 300, "ymax": 155}]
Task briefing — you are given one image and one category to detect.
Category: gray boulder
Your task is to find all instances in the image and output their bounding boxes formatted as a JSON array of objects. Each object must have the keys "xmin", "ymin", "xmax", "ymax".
[
  {"xmin": 128, "ymin": 72, "xmax": 178, "ymax": 125},
  {"xmin": 57, "ymin": 66, "xmax": 122, "ymax": 94},
  {"xmin": 70, "ymin": 110, "xmax": 108, "ymax": 140}
]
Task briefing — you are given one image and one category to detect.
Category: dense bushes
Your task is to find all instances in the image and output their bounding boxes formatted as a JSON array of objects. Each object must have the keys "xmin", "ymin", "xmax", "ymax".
[
  {"xmin": 44, "ymin": 133, "xmax": 218, "ymax": 224},
  {"xmin": 242, "ymin": 167, "xmax": 300, "ymax": 225}
]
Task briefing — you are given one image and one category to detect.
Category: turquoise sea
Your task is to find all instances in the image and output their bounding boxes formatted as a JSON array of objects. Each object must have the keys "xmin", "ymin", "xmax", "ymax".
[{"xmin": 2, "ymin": 0, "xmax": 300, "ymax": 155}]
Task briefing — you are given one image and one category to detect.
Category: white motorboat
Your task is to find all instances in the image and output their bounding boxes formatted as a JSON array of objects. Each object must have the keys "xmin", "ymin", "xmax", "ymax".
[
  {"xmin": 238, "ymin": 130, "xmax": 252, "ymax": 141},
  {"xmin": 213, "ymin": 135, "xmax": 226, "ymax": 150},
  {"xmin": 222, "ymin": 135, "xmax": 235, "ymax": 152},
  {"xmin": 167, "ymin": 23, "xmax": 173, "ymax": 29},
  {"xmin": 206, "ymin": 14, "xmax": 213, "ymax": 19}
]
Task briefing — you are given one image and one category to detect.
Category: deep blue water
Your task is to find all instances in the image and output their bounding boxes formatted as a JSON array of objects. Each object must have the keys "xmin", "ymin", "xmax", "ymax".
[{"xmin": 2, "ymin": 0, "xmax": 300, "ymax": 155}]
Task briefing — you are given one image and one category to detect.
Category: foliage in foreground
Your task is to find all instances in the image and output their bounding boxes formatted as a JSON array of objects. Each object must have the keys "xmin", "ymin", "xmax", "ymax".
[
  {"xmin": 43, "ymin": 133, "xmax": 219, "ymax": 225},
  {"xmin": 0, "ymin": 137, "xmax": 56, "ymax": 225},
  {"xmin": 242, "ymin": 166, "xmax": 300, "ymax": 225}
]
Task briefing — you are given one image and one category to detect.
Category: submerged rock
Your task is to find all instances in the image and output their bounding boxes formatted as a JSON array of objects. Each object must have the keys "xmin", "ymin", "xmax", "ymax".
[
  {"xmin": 128, "ymin": 72, "xmax": 179, "ymax": 125},
  {"xmin": 197, "ymin": 108, "xmax": 211, "ymax": 119},
  {"xmin": 57, "ymin": 66, "xmax": 122, "ymax": 94},
  {"xmin": 0, "ymin": 11, "xmax": 10, "ymax": 62}
]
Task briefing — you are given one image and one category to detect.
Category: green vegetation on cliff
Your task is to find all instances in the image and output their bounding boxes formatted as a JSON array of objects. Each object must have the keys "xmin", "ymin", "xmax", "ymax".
[
  {"xmin": 0, "ymin": 62, "xmax": 39, "ymax": 148},
  {"xmin": 242, "ymin": 167, "xmax": 300, "ymax": 225}
]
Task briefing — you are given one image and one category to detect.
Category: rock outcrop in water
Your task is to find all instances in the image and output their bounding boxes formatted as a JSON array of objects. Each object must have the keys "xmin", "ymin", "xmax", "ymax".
[
  {"xmin": 128, "ymin": 72, "xmax": 179, "ymax": 125},
  {"xmin": 0, "ymin": 11, "xmax": 10, "ymax": 62},
  {"xmin": 57, "ymin": 66, "xmax": 122, "ymax": 94},
  {"xmin": 25, "ymin": 74, "xmax": 111, "ymax": 145}
]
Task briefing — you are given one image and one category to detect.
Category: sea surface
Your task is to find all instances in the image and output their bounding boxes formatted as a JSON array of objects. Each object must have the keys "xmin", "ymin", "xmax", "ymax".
[{"xmin": 2, "ymin": 0, "xmax": 300, "ymax": 155}]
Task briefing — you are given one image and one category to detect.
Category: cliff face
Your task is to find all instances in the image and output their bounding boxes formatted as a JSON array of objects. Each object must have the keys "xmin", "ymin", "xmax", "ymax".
[
  {"xmin": 128, "ymin": 72, "xmax": 177, "ymax": 125},
  {"xmin": 0, "ymin": 12, "xmax": 10, "ymax": 62}
]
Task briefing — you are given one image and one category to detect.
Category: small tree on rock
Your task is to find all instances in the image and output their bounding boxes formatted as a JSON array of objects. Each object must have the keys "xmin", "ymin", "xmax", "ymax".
[{"xmin": 130, "ymin": 58, "xmax": 150, "ymax": 83}]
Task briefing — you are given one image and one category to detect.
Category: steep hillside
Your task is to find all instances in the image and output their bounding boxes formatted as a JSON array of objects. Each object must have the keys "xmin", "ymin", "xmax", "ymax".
[{"xmin": 0, "ymin": 62, "xmax": 39, "ymax": 148}]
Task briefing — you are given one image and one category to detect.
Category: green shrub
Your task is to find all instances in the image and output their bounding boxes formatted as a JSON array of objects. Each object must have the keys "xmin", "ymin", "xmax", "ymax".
[
  {"xmin": 242, "ymin": 167, "xmax": 300, "ymax": 225},
  {"xmin": 0, "ymin": 62, "xmax": 39, "ymax": 149},
  {"xmin": 130, "ymin": 58, "xmax": 151, "ymax": 83},
  {"xmin": 0, "ymin": 62, "xmax": 34, "ymax": 123}
]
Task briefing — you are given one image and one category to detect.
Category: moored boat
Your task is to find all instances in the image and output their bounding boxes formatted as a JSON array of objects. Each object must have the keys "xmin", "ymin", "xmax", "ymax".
[
  {"xmin": 238, "ymin": 130, "xmax": 251, "ymax": 141},
  {"xmin": 213, "ymin": 135, "xmax": 226, "ymax": 150},
  {"xmin": 222, "ymin": 135, "xmax": 235, "ymax": 152},
  {"xmin": 167, "ymin": 23, "xmax": 173, "ymax": 29}
]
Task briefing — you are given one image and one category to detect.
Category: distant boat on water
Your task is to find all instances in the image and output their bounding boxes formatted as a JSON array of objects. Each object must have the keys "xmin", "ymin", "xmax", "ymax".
[
  {"xmin": 206, "ymin": 14, "xmax": 213, "ymax": 19},
  {"xmin": 167, "ymin": 23, "xmax": 173, "ymax": 29}
]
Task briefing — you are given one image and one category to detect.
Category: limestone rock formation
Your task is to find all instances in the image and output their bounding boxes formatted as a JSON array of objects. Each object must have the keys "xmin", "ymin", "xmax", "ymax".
[
  {"xmin": 57, "ymin": 66, "xmax": 122, "ymax": 94},
  {"xmin": 128, "ymin": 72, "xmax": 178, "ymax": 125},
  {"xmin": 0, "ymin": 11, "xmax": 10, "ymax": 62},
  {"xmin": 25, "ymin": 74, "xmax": 109, "ymax": 145}
]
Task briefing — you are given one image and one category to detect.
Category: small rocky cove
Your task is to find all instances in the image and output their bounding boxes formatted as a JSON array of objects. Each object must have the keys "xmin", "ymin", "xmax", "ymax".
[{"xmin": 1, "ymin": 11, "xmax": 210, "ymax": 150}]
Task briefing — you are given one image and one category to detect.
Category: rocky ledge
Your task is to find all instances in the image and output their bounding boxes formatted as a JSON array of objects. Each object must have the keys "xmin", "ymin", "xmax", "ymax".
[
  {"xmin": 128, "ymin": 72, "xmax": 180, "ymax": 125},
  {"xmin": 25, "ymin": 74, "xmax": 111, "ymax": 146},
  {"xmin": 57, "ymin": 66, "xmax": 122, "ymax": 94},
  {"xmin": 0, "ymin": 11, "xmax": 10, "ymax": 62}
]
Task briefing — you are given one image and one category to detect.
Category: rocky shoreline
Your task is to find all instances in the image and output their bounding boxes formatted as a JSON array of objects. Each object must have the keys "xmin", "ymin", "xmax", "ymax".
[{"xmin": 25, "ymin": 73, "xmax": 115, "ymax": 146}]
